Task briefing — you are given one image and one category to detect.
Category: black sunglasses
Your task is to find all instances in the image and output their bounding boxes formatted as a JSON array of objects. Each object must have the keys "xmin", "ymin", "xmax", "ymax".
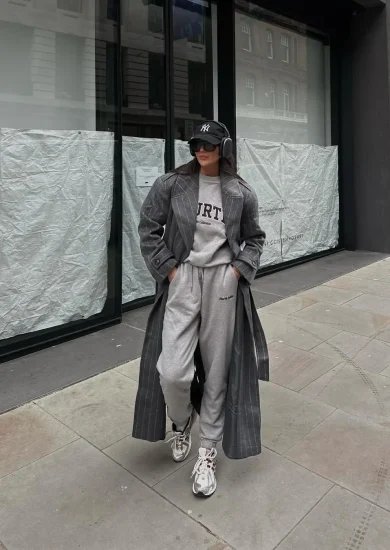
[{"xmin": 191, "ymin": 141, "xmax": 219, "ymax": 153}]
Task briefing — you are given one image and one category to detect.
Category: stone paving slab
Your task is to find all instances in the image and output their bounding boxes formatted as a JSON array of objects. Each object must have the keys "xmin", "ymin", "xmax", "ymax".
[
  {"xmin": 276, "ymin": 485, "xmax": 390, "ymax": 550},
  {"xmin": 298, "ymin": 284, "xmax": 363, "ymax": 305},
  {"xmin": 261, "ymin": 295, "xmax": 317, "ymax": 316},
  {"xmin": 349, "ymin": 261, "xmax": 390, "ymax": 280},
  {"xmin": 293, "ymin": 302, "xmax": 390, "ymax": 336},
  {"xmin": 260, "ymin": 381, "xmax": 335, "ymax": 454},
  {"xmin": 103, "ymin": 421, "xmax": 201, "ymax": 487},
  {"xmin": 381, "ymin": 365, "xmax": 390, "ymax": 377},
  {"xmin": 300, "ymin": 364, "xmax": 390, "ymax": 428},
  {"xmin": 325, "ymin": 274, "xmax": 390, "ymax": 299},
  {"xmin": 0, "ymin": 403, "xmax": 78, "ymax": 479},
  {"xmin": 269, "ymin": 341, "xmax": 338, "ymax": 390},
  {"xmin": 283, "ymin": 315, "xmax": 342, "ymax": 341},
  {"xmin": 310, "ymin": 332, "xmax": 390, "ymax": 374},
  {"xmin": 310, "ymin": 331, "xmax": 371, "ymax": 362},
  {"xmin": 285, "ymin": 409, "xmax": 390, "ymax": 511},
  {"xmin": 0, "ymin": 439, "xmax": 223, "ymax": 550},
  {"xmin": 260, "ymin": 312, "xmax": 325, "ymax": 350},
  {"xmin": 376, "ymin": 326, "xmax": 390, "ymax": 344},
  {"xmin": 347, "ymin": 293, "xmax": 390, "ymax": 317},
  {"xmin": 37, "ymin": 370, "xmax": 137, "ymax": 449},
  {"xmin": 154, "ymin": 448, "xmax": 332, "ymax": 550}
]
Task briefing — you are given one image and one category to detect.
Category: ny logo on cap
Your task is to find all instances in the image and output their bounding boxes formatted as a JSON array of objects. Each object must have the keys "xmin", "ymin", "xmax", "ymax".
[{"xmin": 200, "ymin": 124, "xmax": 210, "ymax": 132}]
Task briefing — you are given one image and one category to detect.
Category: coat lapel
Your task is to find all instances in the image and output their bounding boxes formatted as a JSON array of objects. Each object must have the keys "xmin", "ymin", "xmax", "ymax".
[
  {"xmin": 171, "ymin": 172, "xmax": 199, "ymax": 256},
  {"xmin": 221, "ymin": 172, "xmax": 244, "ymax": 246}
]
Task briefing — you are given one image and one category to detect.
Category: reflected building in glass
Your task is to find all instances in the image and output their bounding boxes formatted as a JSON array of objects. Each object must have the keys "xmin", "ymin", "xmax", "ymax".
[{"xmin": 235, "ymin": 6, "xmax": 329, "ymax": 146}]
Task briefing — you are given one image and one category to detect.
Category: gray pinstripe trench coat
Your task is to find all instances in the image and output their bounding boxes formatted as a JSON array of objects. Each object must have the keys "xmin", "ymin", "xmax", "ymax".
[{"xmin": 132, "ymin": 169, "xmax": 269, "ymax": 459}]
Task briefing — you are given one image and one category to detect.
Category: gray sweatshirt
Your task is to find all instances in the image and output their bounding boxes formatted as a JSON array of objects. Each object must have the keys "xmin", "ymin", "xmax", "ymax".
[{"xmin": 185, "ymin": 173, "xmax": 234, "ymax": 267}]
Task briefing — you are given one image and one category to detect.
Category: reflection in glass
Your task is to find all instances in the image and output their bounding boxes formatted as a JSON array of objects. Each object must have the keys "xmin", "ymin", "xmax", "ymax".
[
  {"xmin": 0, "ymin": 0, "xmax": 117, "ymax": 342},
  {"xmin": 235, "ymin": 4, "xmax": 330, "ymax": 146},
  {"xmin": 235, "ymin": 2, "xmax": 338, "ymax": 271},
  {"xmin": 122, "ymin": 0, "xmax": 166, "ymax": 139},
  {"xmin": 173, "ymin": 0, "xmax": 216, "ymax": 143},
  {"xmin": 121, "ymin": 0, "xmax": 167, "ymax": 304},
  {"xmin": 267, "ymin": 29, "xmax": 274, "ymax": 59},
  {"xmin": 281, "ymin": 34, "xmax": 290, "ymax": 64},
  {"xmin": 240, "ymin": 18, "xmax": 252, "ymax": 52}
]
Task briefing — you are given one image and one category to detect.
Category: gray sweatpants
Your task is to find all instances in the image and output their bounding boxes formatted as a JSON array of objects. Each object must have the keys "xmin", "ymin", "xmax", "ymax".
[{"xmin": 157, "ymin": 263, "xmax": 238, "ymax": 449}]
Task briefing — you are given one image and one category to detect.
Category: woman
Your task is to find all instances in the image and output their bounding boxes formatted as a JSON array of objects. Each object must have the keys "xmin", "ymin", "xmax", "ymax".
[{"xmin": 132, "ymin": 121, "xmax": 269, "ymax": 497}]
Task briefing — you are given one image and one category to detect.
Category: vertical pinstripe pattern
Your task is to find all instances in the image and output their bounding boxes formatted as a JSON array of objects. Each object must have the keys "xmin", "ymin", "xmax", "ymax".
[{"xmin": 132, "ymin": 171, "xmax": 269, "ymax": 459}]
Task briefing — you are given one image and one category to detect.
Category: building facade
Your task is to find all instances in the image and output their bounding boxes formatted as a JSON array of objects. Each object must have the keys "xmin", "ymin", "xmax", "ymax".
[{"xmin": 0, "ymin": 0, "xmax": 388, "ymax": 361}]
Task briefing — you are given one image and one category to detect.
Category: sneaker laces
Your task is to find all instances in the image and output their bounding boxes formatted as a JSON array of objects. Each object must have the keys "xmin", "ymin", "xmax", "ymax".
[
  {"xmin": 166, "ymin": 431, "xmax": 188, "ymax": 453},
  {"xmin": 165, "ymin": 410, "xmax": 195, "ymax": 453},
  {"xmin": 191, "ymin": 448, "xmax": 217, "ymax": 479}
]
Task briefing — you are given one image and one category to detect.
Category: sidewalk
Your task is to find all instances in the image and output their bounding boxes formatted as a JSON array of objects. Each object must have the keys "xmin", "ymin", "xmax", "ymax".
[{"xmin": 2, "ymin": 253, "xmax": 390, "ymax": 549}]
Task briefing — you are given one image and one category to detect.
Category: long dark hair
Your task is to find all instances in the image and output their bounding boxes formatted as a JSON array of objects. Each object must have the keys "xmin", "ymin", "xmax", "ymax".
[{"xmin": 173, "ymin": 155, "xmax": 240, "ymax": 178}]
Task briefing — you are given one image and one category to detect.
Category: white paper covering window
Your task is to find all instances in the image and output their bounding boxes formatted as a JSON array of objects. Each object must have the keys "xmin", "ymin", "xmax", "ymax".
[{"xmin": 0, "ymin": 129, "xmax": 114, "ymax": 340}]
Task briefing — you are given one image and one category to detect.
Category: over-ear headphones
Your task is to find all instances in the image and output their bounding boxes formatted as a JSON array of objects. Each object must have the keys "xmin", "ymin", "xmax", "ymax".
[
  {"xmin": 189, "ymin": 120, "xmax": 233, "ymax": 159},
  {"xmin": 215, "ymin": 121, "xmax": 233, "ymax": 159}
]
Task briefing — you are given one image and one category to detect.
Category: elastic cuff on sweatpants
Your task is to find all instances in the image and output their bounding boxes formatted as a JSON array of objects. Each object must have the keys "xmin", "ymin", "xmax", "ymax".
[{"xmin": 200, "ymin": 439, "xmax": 218, "ymax": 450}]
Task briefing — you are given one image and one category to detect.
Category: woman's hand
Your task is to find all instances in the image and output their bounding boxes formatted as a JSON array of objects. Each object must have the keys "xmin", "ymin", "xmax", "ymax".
[
  {"xmin": 168, "ymin": 267, "xmax": 178, "ymax": 282},
  {"xmin": 232, "ymin": 266, "xmax": 241, "ymax": 280}
]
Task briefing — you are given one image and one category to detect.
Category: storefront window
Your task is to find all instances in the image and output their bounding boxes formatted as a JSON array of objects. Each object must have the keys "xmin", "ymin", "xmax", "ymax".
[
  {"xmin": 55, "ymin": 32, "xmax": 85, "ymax": 101},
  {"xmin": 173, "ymin": 0, "xmax": 217, "ymax": 166},
  {"xmin": 121, "ymin": 0, "xmax": 167, "ymax": 304},
  {"xmin": 267, "ymin": 29, "xmax": 274, "ymax": 59},
  {"xmin": 235, "ymin": 2, "xmax": 338, "ymax": 268},
  {"xmin": 0, "ymin": 0, "xmax": 120, "ymax": 350},
  {"xmin": 240, "ymin": 18, "xmax": 252, "ymax": 52},
  {"xmin": 281, "ymin": 34, "xmax": 290, "ymax": 63},
  {"xmin": 246, "ymin": 75, "xmax": 256, "ymax": 106},
  {"xmin": 120, "ymin": 1, "xmax": 218, "ymax": 305}
]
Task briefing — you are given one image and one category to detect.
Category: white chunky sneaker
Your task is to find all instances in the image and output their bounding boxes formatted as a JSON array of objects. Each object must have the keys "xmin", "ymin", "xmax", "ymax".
[
  {"xmin": 167, "ymin": 409, "xmax": 196, "ymax": 463},
  {"xmin": 191, "ymin": 447, "xmax": 217, "ymax": 497}
]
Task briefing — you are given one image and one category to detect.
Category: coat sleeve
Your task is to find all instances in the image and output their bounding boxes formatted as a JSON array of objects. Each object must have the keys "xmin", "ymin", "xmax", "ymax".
[
  {"xmin": 138, "ymin": 175, "xmax": 177, "ymax": 283},
  {"xmin": 232, "ymin": 189, "xmax": 266, "ymax": 284}
]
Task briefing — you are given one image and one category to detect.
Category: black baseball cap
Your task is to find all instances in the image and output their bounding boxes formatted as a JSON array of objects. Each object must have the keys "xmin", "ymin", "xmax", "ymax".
[{"xmin": 188, "ymin": 121, "xmax": 228, "ymax": 145}]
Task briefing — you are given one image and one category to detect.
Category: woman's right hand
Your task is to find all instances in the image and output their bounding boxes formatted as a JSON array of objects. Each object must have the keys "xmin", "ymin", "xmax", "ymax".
[{"xmin": 168, "ymin": 267, "xmax": 178, "ymax": 282}]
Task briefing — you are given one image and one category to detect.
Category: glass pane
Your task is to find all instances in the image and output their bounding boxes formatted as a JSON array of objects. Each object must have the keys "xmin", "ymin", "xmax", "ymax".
[
  {"xmin": 173, "ymin": 0, "xmax": 217, "ymax": 167},
  {"xmin": 121, "ymin": 0, "xmax": 167, "ymax": 304},
  {"xmin": 121, "ymin": 0, "xmax": 166, "ymax": 139},
  {"xmin": 235, "ymin": 3, "xmax": 338, "ymax": 268},
  {"xmin": 0, "ymin": 0, "xmax": 119, "ymax": 345},
  {"xmin": 236, "ymin": 13, "xmax": 329, "ymax": 144}
]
